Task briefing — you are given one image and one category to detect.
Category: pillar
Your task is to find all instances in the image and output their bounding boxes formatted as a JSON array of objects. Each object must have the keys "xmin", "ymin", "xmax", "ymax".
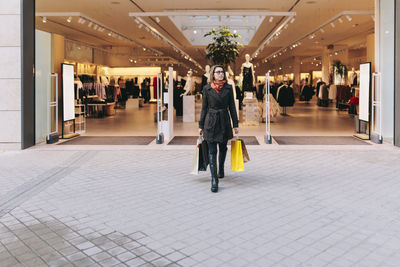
[
  {"xmin": 0, "ymin": 0, "xmax": 22, "ymax": 149},
  {"xmin": 321, "ymin": 47, "xmax": 330, "ymax": 83},
  {"xmin": 293, "ymin": 56, "xmax": 301, "ymax": 87}
]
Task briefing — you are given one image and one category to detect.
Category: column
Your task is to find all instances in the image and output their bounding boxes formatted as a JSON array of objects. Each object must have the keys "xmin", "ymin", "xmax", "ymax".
[
  {"xmin": 321, "ymin": 46, "xmax": 330, "ymax": 83},
  {"xmin": 293, "ymin": 56, "xmax": 301, "ymax": 87},
  {"xmin": 0, "ymin": 0, "xmax": 22, "ymax": 150},
  {"xmin": 395, "ymin": 0, "xmax": 400, "ymax": 146}
]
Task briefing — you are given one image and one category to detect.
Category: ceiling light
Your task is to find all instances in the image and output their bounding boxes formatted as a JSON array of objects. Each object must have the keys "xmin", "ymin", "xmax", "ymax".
[
  {"xmin": 233, "ymin": 30, "xmax": 237, "ymax": 34},
  {"xmin": 93, "ymin": 24, "xmax": 98, "ymax": 30},
  {"xmin": 67, "ymin": 16, "xmax": 72, "ymax": 23},
  {"xmin": 290, "ymin": 17, "xmax": 295, "ymax": 24},
  {"xmin": 42, "ymin": 17, "xmax": 47, "ymax": 23},
  {"xmin": 134, "ymin": 18, "xmax": 140, "ymax": 24},
  {"xmin": 269, "ymin": 17, "xmax": 274, "ymax": 23},
  {"xmin": 155, "ymin": 17, "xmax": 160, "ymax": 23},
  {"xmin": 320, "ymin": 28, "xmax": 325, "ymax": 33},
  {"xmin": 138, "ymin": 24, "xmax": 143, "ymax": 29},
  {"xmin": 346, "ymin": 15, "xmax": 352, "ymax": 22},
  {"xmin": 78, "ymin": 18, "xmax": 85, "ymax": 24},
  {"xmin": 108, "ymin": 32, "xmax": 112, "ymax": 36},
  {"xmin": 193, "ymin": 30, "xmax": 197, "ymax": 34},
  {"xmin": 129, "ymin": 59, "xmax": 133, "ymax": 63},
  {"xmin": 143, "ymin": 48, "xmax": 146, "ymax": 51},
  {"xmin": 284, "ymin": 24, "xmax": 288, "ymax": 29},
  {"xmin": 338, "ymin": 18, "xmax": 343, "ymax": 23},
  {"xmin": 330, "ymin": 22, "xmax": 335, "ymax": 28},
  {"xmin": 88, "ymin": 22, "xmax": 93, "ymax": 28},
  {"xmin": 335, "ymin": 52, "xmax": 338, "ymax": 55}
]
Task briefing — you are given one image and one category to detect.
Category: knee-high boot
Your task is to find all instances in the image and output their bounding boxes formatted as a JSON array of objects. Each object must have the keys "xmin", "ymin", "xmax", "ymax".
[
  {"xmin": 209, "ymin": 153, "xmax": 219, "ymax": 193},
  {"xmin": 218, "ymin": 148, "xmax": 227, "ymax": 179}
]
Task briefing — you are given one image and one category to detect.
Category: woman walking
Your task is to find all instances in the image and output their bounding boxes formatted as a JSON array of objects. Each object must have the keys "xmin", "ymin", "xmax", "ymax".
[{"xmin": 199, "ymin": 65, "xmax": 239, "ymax": 193}]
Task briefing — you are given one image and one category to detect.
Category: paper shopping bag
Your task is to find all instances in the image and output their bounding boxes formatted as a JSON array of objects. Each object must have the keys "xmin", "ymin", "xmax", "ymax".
[
  {"xmin": 231, "ymin": 139, "xmax": 244, "ymax": 172},
  {"xmin": 190, "ymin": 138, "xmax": 200, "ymax": 175},
  {"xmin": 241, "ymin": 139, "xmax": 250, "ymax": 163}
]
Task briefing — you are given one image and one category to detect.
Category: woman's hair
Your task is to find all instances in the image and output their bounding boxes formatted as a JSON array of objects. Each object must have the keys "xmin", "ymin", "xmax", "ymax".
[{"xmin": 209, "ymin": 65, "xmax": 227, "ymax": 83}]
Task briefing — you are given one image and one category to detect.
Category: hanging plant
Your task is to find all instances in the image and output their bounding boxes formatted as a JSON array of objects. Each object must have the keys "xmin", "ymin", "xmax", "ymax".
[
  {"xmin": 204, "ymin": 26, "xmax": 243, "ymax": 67},
  {"xmin": 333, "ymin": 60, "xmax": 348, "ymax": 78}
]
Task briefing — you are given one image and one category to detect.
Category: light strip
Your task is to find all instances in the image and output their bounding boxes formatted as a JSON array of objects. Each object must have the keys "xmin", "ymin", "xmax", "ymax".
[
  {"xmin": 262, "ymin": 10, "xmax": 374, "ymax": 63},
  {"xmin": 135, "ymin": 17, "xmax": 203, "ymax": 71},
  {"xmin": 36, "ymin": 12, "xmax": 163, "ymax": 56},
  {"xmin": 129, "ymin": 10, "xmax": 296, "ymax": 17},
  {"xmin": 252, "ymin": 15, "xmax": 294, "ymax": 58}
]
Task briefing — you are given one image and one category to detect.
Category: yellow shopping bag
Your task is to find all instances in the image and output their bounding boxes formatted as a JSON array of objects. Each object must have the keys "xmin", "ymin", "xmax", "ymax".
[{"xmin": 231, "ymin": 139, "xmax": 244, "ymax": 172}]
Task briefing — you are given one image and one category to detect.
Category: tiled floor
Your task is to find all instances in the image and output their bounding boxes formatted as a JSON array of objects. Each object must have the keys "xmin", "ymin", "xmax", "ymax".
[
  {"xmin": 83, "ymin": 98, "xmax": 356, "ymax": 138},
  {"xmin": 1, "ymin": 145, "xmax": 400, "ymax": 266}
]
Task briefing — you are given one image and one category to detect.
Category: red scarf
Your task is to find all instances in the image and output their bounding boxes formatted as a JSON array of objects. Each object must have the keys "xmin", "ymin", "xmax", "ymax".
[{"xmin": 211, "ymin": 80, "xmax": 226, "ymax": 94}]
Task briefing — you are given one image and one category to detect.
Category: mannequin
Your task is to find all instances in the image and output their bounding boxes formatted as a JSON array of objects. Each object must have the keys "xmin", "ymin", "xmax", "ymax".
[
  {"xmin": 241, "ymin": 54, "xmax": 255, "ymax": 92},
  {"xmin": 202, "ymin": 65, "xmax": 210, "ymax": 89},
  {"xmin": 182, "ymin": 70, "xmax": 194, "ymax": 96}
]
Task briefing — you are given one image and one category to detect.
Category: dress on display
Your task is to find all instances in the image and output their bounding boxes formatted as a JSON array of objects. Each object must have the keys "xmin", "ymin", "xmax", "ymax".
[{"xmin": 242, "ymin": 66, "xmax": 254, "ymax": 92}]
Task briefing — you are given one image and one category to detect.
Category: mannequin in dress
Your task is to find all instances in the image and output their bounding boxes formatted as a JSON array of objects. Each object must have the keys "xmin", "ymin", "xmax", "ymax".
[
  {"xmin": 241, "ymin": 54, "xmax": 255, "ymax": 92},
  {"xmin": 202, "ymin": 65, "xmax": 210, "ymax": 89},
  {"xmin": 182, "ymin": 70, "xmax": 194, "ymax": 96}
]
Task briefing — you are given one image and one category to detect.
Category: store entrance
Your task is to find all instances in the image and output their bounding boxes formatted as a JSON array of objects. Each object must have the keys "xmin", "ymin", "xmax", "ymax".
[{"xmin": 34, "ymin": 0, "xmax": 375, "ymax": 146}]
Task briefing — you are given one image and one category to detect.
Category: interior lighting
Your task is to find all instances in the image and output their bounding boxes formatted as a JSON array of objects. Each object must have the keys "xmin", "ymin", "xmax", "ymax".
[
  {"xmin": 108, "ymin": 32, "xmax": 112, "ymax": 36},
  {"xmin": 134, "ymin": 60, "xmax": 137, "ymax": 63},
  {"xmin": 290, "ymin": 17, "xmax": 295, "ymax": 24},
  {"xmin": 269, "ymin": 16, "xmax": 274, "ymax": 23},
  {"xmin": 77, "ymin": 18, "xmax": 85, "ymax": 24},
  {"xmin": 143, "ymin": 47, "xmax": 146, "ymax": 51},
  {"xmin": 338, "ymin": 17, "xmax": 343, "ymax": 23},
  {"xmin": 155, "ymin": 17, "xmax": 160, "ymax": 23},
  {"xmin": 88, "ymin": 22, "xmax": 93, "ymax": 28},
  {"xmin": 67, "ymin": 16, "xmax": 72, "ymax": 23},
  {"xmin": 346, "ymin": 15, "xmax": 352, "ymax": 22},
  {"xmin": 233, "ymin": 30, "xmax": 237, "ymax": 34},
  {"xmin": 42, "ymin": 17, "xmax": 47, "ymax": 23},
  {"xmin": 320, "ymin": 28, "xmax": 325, "ymax": 33},
  {"xmin": 93, "ymin": 24, "xmax": 98, "ymax": 30},
  {"xmin": 193, "ymin": 30, "xmax": 197, "ymax": 34},
  {"xmin": 129, "ymin": 59, "xmax": 133, "ymax": 62},
  {"xmin": 284, "ymin": 24, "xmax": 289, "ymax": 29},
  {"xmin": 134, "ymin": 18, "xmax": 140, "ymax": 24},
  {"xmin": 138, "ymin": 24, "xmax": 143, "ymax": 29},
  {"xmin": 330, "ymin": 22, "xmax": 335, "ymax": 28},
  {"xmin": 335, "ymin": 52, "xmax": 338, "ymax": 55}
]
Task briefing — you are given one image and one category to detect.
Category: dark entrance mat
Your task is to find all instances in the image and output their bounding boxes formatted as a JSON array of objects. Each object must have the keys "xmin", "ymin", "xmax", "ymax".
[
  {"xmin": 273, "ymin": 136, "xmax": 371, "ymax": 145},
  {"xmin": 58, "ymin": 136, "xmax": 155, "ymax": 145},
  {"xmin": 168, "ymin": 136, "xmax": 259, "ymax": 145}
]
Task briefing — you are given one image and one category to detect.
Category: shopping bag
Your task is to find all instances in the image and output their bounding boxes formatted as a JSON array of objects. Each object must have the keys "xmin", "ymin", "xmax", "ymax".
[
  {"xmin": 190, "ymin": 138, "xmax": 200, "ymax": 175},
  {"xmin": 231, "ymin": 139, "xmax": 244, "ymax": 172},
  {"xmin": 241, "ymin": 140, "xmax": 250, "ymax": 163},
  {"xmin": 198, "ymin": 137, "xmax": 209, "ymax": 171}
]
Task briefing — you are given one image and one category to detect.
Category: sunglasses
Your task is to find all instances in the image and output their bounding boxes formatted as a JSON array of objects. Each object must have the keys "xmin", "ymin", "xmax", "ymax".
[{"xmin": 214, "ymin": 71, "xmax": 224, "ymax": 74}]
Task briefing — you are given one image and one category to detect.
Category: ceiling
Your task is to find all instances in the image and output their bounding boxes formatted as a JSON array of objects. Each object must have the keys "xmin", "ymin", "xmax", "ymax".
[{"xmin": 35, "ymin": 0, "xmax": 375, "ymax": 75}]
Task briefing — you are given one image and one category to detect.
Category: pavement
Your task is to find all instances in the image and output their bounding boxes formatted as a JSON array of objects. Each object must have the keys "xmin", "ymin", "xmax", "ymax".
[{"xmin": 1, "ymin": 143, "xmax": 400, "ymax": 267}]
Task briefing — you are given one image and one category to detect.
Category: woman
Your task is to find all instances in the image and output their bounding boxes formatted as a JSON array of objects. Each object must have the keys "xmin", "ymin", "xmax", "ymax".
[{"xmin": 199, "ymin": 65, "xmax": 239, "ymax": 193}]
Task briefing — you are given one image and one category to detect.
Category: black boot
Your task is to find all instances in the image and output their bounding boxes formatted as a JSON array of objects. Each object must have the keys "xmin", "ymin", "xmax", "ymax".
[
  {"xmin": 218, "ymin": 148, "xmax": 227, "ymax": 179},
  {"xmin": 209, "ymin": 153, "xmax": 219, "ymax": 193}
]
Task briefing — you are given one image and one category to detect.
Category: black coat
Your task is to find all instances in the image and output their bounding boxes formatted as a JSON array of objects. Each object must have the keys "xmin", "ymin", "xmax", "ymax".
[{"xmin": 199, "ymin": 84, "xmax": 239, "ymax": 143}]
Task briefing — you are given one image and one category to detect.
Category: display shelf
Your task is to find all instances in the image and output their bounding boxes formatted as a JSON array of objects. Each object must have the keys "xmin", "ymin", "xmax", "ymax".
[{"xmin": 75, "ymin": 104, "xmax": 86, "ymax": 134}]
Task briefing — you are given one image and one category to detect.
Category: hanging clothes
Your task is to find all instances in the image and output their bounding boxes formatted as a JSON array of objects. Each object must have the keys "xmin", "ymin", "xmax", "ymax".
[
  {"xmin": 328, "ymin": 84, "xmax": 337, "ymax": 101},
  {"xmin": 277, "ymin": 85, "xmax": 295, "ymax": 107},
  {"xmin": 242, "ymin": 66, "xmax": 254, "ymax": 92}
]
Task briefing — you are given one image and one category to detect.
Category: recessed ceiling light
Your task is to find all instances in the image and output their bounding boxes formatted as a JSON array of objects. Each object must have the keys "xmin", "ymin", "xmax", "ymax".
[
  {"xmin": 67, "ymin": 16, "xmax": 72, "ymax": 23},
  {"xmin": 42, "ymin": 16, "xmax": 47, "ymax": 23},
  {"xmin": 155, "ymin": 17, "xmax": 160, "ymax": 23}
]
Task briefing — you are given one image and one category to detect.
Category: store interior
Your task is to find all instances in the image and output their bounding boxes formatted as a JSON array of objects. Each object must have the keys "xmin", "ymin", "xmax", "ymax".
[{"xmin": 34, "ymin": 0, "xmax": 375, "ymax": 144}]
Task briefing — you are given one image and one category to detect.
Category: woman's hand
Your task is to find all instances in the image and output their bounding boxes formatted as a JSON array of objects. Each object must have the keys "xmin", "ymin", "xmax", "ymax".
[
  {"xmin": 199, "ymin": 129, "xmax": 203, "ymax": 135},
  {"xmin": 234, "ymin": 128, "xmax": 239, "ymax": 134}
]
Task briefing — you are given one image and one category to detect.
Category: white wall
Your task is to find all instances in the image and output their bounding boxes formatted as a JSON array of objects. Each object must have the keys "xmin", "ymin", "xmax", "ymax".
[{"xmin": 0, "ymin": 0, "xmax": 21, "ymax": 150}]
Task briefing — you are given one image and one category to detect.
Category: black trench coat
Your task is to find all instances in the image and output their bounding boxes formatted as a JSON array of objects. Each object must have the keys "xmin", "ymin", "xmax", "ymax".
[{"xmin": 199, "ymin": 83, "xmax": 239, "ymax": 143}]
